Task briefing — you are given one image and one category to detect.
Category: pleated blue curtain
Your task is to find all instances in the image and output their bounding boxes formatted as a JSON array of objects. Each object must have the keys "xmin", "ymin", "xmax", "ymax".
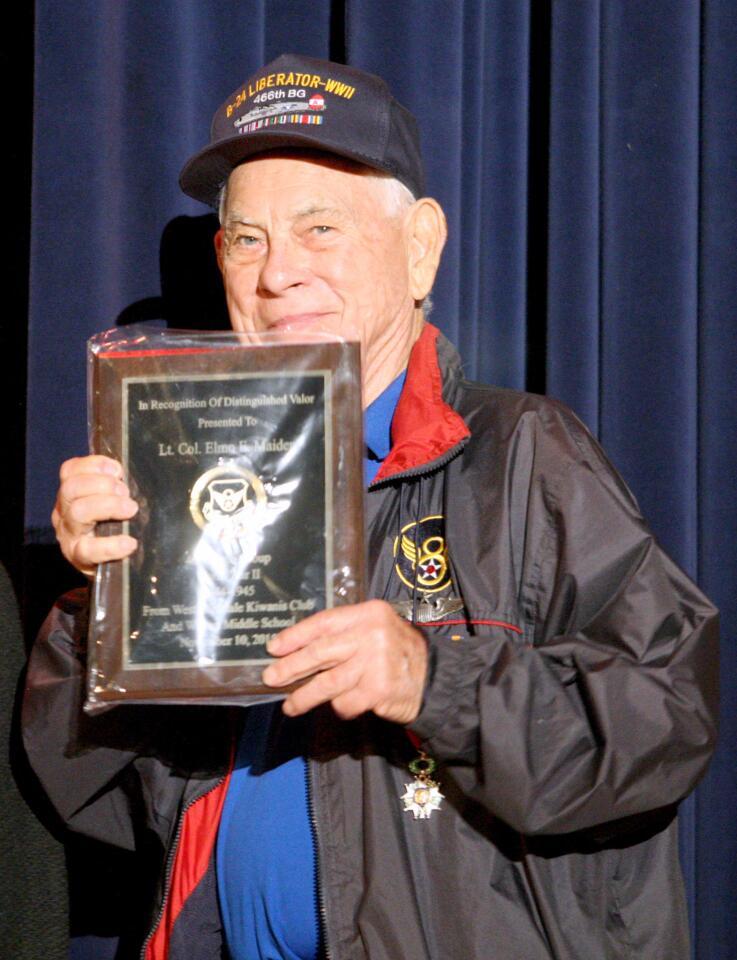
[
  {"xmin": 546, "ymin": 10, "xmax": 737, "ymax": 954},
  {"xmin": 687, "ymin": 5, "xmax": 737, "ymax": 950},
  {"xmin": 349, "ymin": 1, "xmax": 534, "ymax": 389},
  {"xmin": 28, "ymin": 2, "xmax": 737, "ymax": 957}
]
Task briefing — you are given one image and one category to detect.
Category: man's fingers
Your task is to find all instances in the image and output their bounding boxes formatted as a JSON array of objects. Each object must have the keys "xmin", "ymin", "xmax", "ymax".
[
  {"xmin": 267, "ymin": 601, "xmax": 388, "ymax": 657},
  {"xmin": 262, "ymin": 635, "xmax": 347, "ymax": 687},
  {"xmin": 261, "ymin": 599, "xmax": 428, "ymax": 724},
  {"xmin": 53, "ymin": 455, "xmax": 138, "ymax": 576},
  {"xmin": 266, "ymin": 607, "xmax": 343, "ymax": 656},
  {"xmin": 64, "ymin": 493, "xmax": 138, "ymax": 530},
  {"xmin": 59, "ymin": 455, "xmax": 124, "ymax": 482},
  {"xmin": 70, "ymin": 534, "xmax": 139, "ymax": 574},
  {"xmin": 58, "ymin": 471, "xmax": 131, "ymax": 507},
  {"xmin": 56, "ymin": 456, "xmax": 130, "ymax": 519},
  {"xmin": 263, "ymin": 603, "xmax": 391, "ymax": 684},
  {"xmin": 281, "ymin": 659, "xmax": 365, "ymax": 718}
]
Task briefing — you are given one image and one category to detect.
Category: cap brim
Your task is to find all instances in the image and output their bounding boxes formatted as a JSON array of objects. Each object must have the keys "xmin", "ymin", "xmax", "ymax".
[{"xmin": 179, "ymin": 130, "xmax": 401, "ymax": 209}]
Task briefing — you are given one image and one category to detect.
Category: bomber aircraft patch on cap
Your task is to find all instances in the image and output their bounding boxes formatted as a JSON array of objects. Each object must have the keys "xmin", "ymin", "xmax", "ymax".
[{"xmin": 179, "ymin": 53, "xmax": 425, "ymax": 207}]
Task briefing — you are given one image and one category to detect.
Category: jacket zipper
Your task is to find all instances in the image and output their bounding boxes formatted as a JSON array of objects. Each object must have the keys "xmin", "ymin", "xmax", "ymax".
[
  {"xmin": 138, "ymin": 775, "xmax": 227, "ymax": 960},
  {"xmin": 307, "ymin": 756, "xmax": 333, "ymax": 960}
]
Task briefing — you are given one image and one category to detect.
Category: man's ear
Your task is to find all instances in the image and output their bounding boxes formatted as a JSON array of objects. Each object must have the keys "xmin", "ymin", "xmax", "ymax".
[
  {"xmin": 214, "ymin": 227, "xmax": 225, "ymax": 273},
  {"xmin": 405, "ymin": 198, "xmax": 447, "ymax": 302}
]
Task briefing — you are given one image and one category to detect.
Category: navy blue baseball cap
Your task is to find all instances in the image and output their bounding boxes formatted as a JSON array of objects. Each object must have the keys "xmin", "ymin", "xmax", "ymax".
[{"xmin": 179, "ymin": 54, "xmax": 425, "ymax": 207}]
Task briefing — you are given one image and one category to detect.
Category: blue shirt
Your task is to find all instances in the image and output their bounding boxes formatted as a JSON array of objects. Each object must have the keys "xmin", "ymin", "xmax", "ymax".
[
  {"xmin": 216, "ymin": 705, "xmax": 319, "ymax": 960},
  {"xmin": 364, "ymin": 369, "xmax": 406, "ymax": 485},
  {"xmin": 216, "ymin": 370, "xmax": 406, "ymax": 960}
]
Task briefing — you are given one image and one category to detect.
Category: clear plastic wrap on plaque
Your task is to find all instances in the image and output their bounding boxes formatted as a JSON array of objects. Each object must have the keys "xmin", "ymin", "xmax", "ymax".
[{"xmin": 85, "ymin": 326, "xmax": 364, "ymax": 712}]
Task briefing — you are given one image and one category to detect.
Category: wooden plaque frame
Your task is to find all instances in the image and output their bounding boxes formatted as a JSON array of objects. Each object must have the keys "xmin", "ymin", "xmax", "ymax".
[{"xmin": 87, "ymin": 335, "xmax": 364, "ymax": 707}]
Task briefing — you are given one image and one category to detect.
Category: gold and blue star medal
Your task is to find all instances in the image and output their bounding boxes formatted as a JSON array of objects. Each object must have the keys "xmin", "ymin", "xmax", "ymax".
[{"xmin": 401, "ymin": 752, "xmax": 443, "ymax": 820}]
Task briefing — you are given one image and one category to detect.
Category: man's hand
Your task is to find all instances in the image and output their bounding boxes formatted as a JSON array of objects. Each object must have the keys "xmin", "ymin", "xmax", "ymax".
[
  {"xmin": 262, "ymin": 599, "xmax": 428, "ymax": 724},
  {"xmin": 52, "ymin": 455, "xmax": 139, "ymax": 577}
]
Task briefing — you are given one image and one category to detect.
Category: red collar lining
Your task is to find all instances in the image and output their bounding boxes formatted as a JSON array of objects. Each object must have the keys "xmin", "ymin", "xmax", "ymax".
[
  {"xmin": 145, "ymin": 758, "xmax": 234, "ymax": 959},
  {"xmin": 372, "ymin": 324, "xmax": 470, "ymax": 484}
]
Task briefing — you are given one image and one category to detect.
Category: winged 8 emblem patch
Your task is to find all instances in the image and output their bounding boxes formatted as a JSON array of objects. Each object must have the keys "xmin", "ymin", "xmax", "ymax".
[
  {"xmin": 390, "ymin": 515, "xmax": 465, "ymax": 625},
  {"xmin": 393, "ymin": 515, "xmax": 451, "ymax": 593}
]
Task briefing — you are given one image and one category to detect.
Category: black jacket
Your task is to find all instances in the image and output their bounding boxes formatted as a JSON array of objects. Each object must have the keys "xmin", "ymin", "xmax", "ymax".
[{"xmin": 23, "ymin": 324, "xmax": 719, "ymax": 959}]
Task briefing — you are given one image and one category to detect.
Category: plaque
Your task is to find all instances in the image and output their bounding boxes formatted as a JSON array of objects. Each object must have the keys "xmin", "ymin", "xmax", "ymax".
[{"xmin": 86, "ymin": 330, "xmax": 364, "ymax": 709}]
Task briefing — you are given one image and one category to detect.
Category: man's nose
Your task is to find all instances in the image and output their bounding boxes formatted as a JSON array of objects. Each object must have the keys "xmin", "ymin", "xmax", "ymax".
[{"xmin": 258, "ymin": 237, "xmax": 308, "ymax": 294}]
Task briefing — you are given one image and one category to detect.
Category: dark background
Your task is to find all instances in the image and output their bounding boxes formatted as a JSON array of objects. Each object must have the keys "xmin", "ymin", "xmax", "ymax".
[{"xmin": 5, "ymin": 1, "xmax": 736, "ymax": 957}]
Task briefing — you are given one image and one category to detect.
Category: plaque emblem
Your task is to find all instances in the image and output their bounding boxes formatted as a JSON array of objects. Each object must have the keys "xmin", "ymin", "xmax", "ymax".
[
  {"xmin": 189, "ymin": 464, "xmax": 267, "ymax": 537},
  {"xmin": 393, "ymin": 515, "xmax": 452, "ymax": 593}
]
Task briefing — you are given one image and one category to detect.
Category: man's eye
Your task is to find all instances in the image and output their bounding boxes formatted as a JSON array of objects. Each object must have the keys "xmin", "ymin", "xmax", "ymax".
[
  {"xmin": 233, "ymin": 233, "xmax": 259, "ymax": 246},
  {"xmin": 311, "ymin": 225, "xmax": 333, "ymax": 235}
]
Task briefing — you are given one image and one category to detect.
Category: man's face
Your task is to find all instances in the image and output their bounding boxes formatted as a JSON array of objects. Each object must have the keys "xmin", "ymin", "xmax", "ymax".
[{"xmin": 215, "ymin": 154, "xmax": 421, "ymax": 403}]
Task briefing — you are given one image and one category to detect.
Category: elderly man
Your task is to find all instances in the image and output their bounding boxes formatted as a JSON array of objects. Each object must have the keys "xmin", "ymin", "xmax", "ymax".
[{"xmin": 25, "ymin": 55, "xmax": 717, "ymax": 960}]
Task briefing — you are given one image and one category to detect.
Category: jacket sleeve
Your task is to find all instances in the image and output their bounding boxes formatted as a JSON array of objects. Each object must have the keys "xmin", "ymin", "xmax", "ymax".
[
  {"xmin": 22, "ymin": 588, "xmax": 143, "ymax": 849},
  {"xmin": 410, "ymin": 400, "xmax": 719, "ymax": 837},
  {"xmin": 22, "ymin": 589, "xmax": 232, "ymax": 851}
]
